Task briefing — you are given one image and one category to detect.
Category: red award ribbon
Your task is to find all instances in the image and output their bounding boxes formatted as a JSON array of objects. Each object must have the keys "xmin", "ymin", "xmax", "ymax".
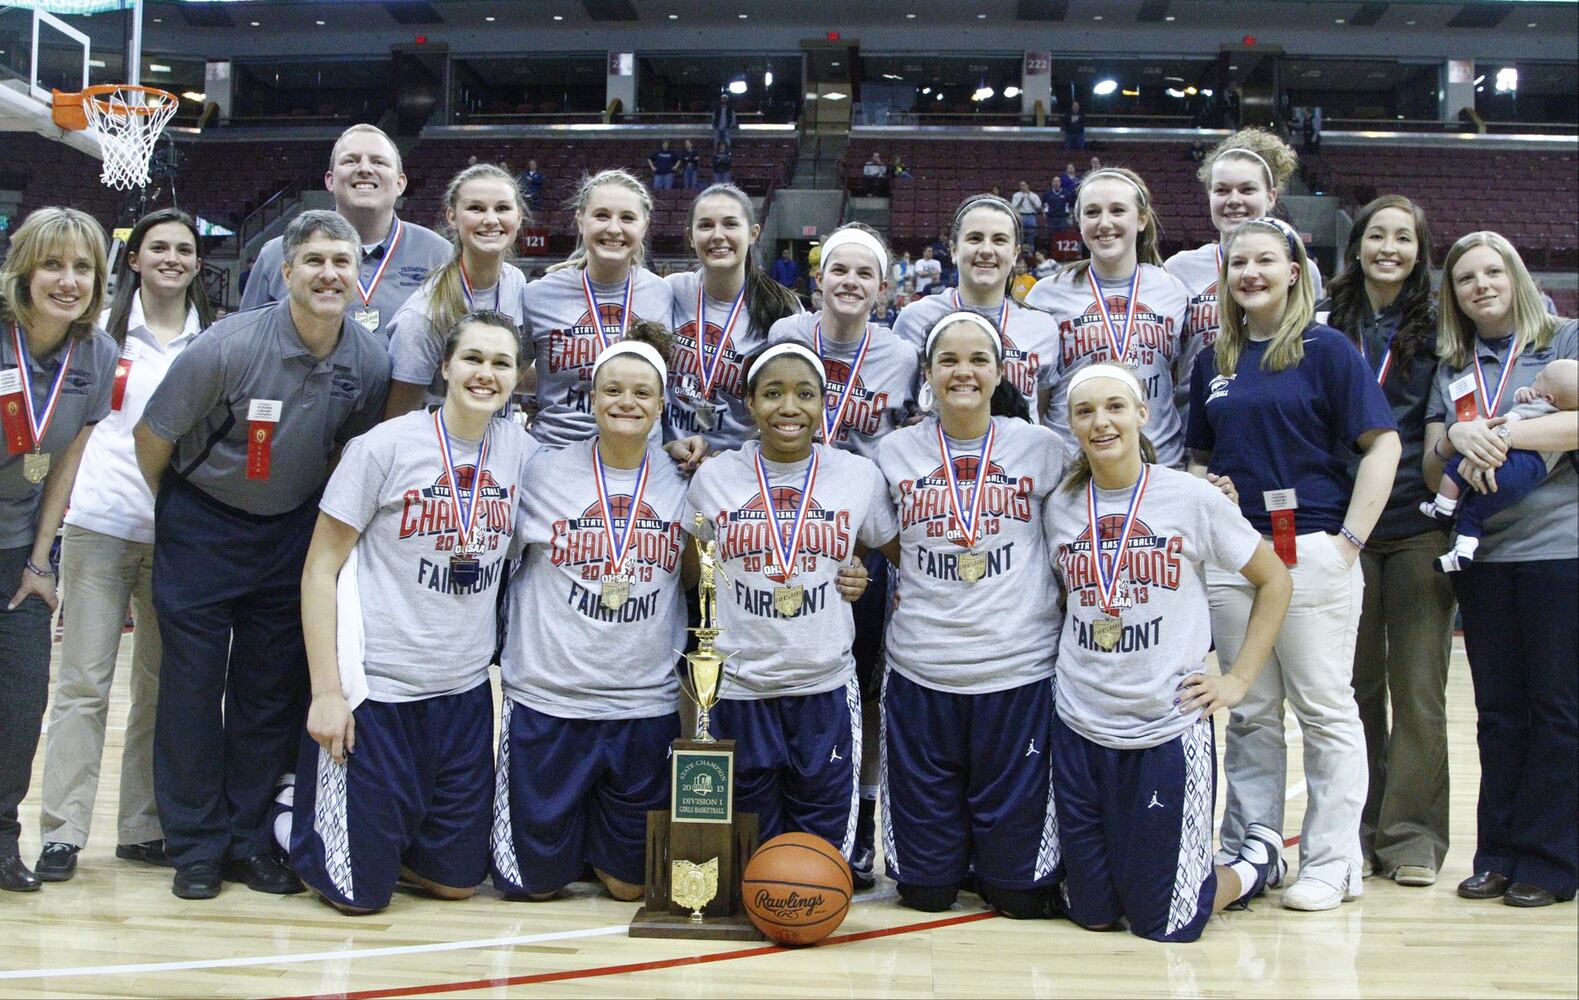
[
  {"xmin": 1085, "ymin": 268, "xmax": 1142, "ymax": 363},
  {"xmin": 1470, "ymin": 338, "xmax": 1521, "ymax": 419},
  {"xmin": 1085, "ymin": 465, "xmax": 1150, "ymax": 615},
  {"xmin": 814, "ymin": 319, "xmax": 872, "ymax": 443},
  {"xmin": 245, "ymin": 399, "xmax": 281, "ymax": 480},
  {"xmin": 950, "ymin": 290, "xmax": 1011, "ymax": 345},
  {"xmin": 433, "ymin": 408, "xmax": 491, "ymax": 556},
  {"xmin": 458, "ymin": 258, "xmax": 499, "ymax": 312},
  {"xmin": 0, "ymin": 367, "xmax": 29, "ymax": 454},
  {"xmin": 111, "ymin": 341, "xmax": 136, "ymax": 412},
  {"xmin": 580, "ymin": 269, "xmax": 634, "ymax": 351},
  {"xmin": 8, "ymin": 324, "xmax": 77, "ymax": 454},
  {"xmin": 1263, "ymin": 488, "xmax": 1298, "ymax": 566},
  {"xmin": 753, "ymin": 446, "xmax": 821, "ymax": 583},
  {"xmin": 356, "ymin": 217, "xmax": 403, "ymax": 308},
  {"xmin": 592, "ymin": 444, "xmax": 651, "ymax": 577},
  {"xmin": 693, "ymin": 279, "xmax": 747, "ymax": 400},
  {"xmin": 935, "ymin": 419, "xmax": 997, "ymax": 547}
]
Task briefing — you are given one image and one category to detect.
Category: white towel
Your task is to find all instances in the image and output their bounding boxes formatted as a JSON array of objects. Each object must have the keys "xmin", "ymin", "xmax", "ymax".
[{"xmin": 336, "ymin": 546, "xmax": 369, "ymax": 711}]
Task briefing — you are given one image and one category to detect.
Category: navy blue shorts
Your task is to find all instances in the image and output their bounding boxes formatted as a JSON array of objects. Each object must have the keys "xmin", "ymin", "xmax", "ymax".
[
  {"xmin": 1050, "ymin": 712, "xmax": 1218, "ymax": 943},
  {"xmin": 881, "ymin": 669, "xmax": 1059, "ymax": 890},
  {"xmin": 711, "ymin": 677, "xmax": 860, "ymax": 855},
  {"xmin": 288, "ymin": 680, "xmax": 493, "ymax": 911},
  {"xmin": 492, "ymin": 699, "xmax": 679, "ymax": 895},
  {"xmin": 851, "ymin": 549, "xmax": 890, "ymax": 700}
]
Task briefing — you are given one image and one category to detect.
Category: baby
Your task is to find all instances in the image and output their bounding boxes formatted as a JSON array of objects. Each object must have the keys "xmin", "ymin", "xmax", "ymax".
[{"xmin": 1421, "ymin": 358, "xmax": 1577, "ymax": 571}]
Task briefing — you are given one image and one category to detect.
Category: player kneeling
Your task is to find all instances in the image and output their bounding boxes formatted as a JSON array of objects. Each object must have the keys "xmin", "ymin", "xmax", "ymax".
[
  {"xmin": 1044, "ymin": 365, "xmax": 1292, "ymax": 941},
  {"xmin": 289, "ymin": 311, "xmax": 534, "ymax": 913}
]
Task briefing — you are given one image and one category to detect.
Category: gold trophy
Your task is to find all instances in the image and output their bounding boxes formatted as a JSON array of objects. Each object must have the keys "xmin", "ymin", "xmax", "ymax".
[{"xmin": 630, "ymin": 514, "xmax": 762, "ymax": 941}]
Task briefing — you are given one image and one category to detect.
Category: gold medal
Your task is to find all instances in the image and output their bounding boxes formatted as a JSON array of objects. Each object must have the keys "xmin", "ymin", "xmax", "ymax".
[
  {"xmin": 22, "ymin": 450, "xmax": 49, "ymax": 483},
  {"xmin": 600, "ymin": 574, "xmax": 631, "ymax": 610},
  {"xmin": 1093, "ymin": 615, "xmax": 1122, "ymax": 651},
  {"xmin": 773, "ymin": 584, "xmax": 805, "ymax": 616},
  {"xmin": 958, "ymin": 551, "xmax": 987, "ymax": 583},
  {"xmin": 353, "ymin": 308, "xmax": 381, "ymax": 331}
]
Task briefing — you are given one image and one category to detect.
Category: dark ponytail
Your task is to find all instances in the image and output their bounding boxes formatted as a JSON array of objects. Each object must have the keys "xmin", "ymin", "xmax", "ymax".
[{"xmin": 990, "ymin": 381, "xmax": 1029, "ymax": 420}]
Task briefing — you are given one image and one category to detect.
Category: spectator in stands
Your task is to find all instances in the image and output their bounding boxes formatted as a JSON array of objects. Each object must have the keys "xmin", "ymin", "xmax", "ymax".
[
  {"xmin": 929, "ymin": 229, "xmax": 952, "ymax": 285},
  {"xmin": 712, "ymin": 145, "xmax": 734, "ymax": 186},
  {"xmin": 862, "ymin": 153, "xmax": 889, "ymax": 196},
  {"xmin": 1041, "ymin": 178, "xmax": 1066, "ymax": 228},
  {"xmin": 1032, "ymin": 250, "xmax": 1057, "ymax": 279},
  {"xmin": 518, "ymin": 159, "xmax": 545, "ymax": 212},
  {"xmin": 681, "ymin": 140, "xmax": 702, "ymax": 191},
  {"xmin": 1010, "ymin": 257, "xmax": 1036, "ymax": 303},
  {"xmin": 712, "ymin": 94, "xmax": 738, "ymax": 150},
  {"xmin": 1058, "ymin": 163, "xmax": 1080, "ymax": 217},
  {"xmin": 889, "ymin": 154, "xmax": 911, "ymax": 181},
  {"xmin": 912, "ymin": 245, "xmax": 942, "ymax": 296},
  {"xmin": 890, "ymin": 251, "xmax": 912, "ymax": 294},
  {"xmin": 1010, "ymin": 181, "xmax": 1044, "ymax": 250},
  {"xmin": 1088, "ymin": 155, "xmax": 1103, "ymax": 173},
  {"xmin": 770, "ymin": 247, "xmax": 800, "ymax": 290},
  {"xmin": 238, "ymin": 123, "xmax": 451, "ymax": 343},
  {"xmin": 648, "ymin": 140, "xmax": 680, "ymax": 191},
  {"xmin": 1064, "ymin": 99, "xmax": 1086, "ymax": 150}
]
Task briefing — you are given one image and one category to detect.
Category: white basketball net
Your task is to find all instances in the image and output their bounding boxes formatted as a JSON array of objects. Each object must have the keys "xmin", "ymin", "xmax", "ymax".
[{"xmin": 82, "ymin": 88, "xmax": 178, "ymax": 190}]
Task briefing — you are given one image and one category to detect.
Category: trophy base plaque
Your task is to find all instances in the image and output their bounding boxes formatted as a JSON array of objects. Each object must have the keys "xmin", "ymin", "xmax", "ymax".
[{"xmin": 629, "ymin": 740, "xmax": 762, "ymax": 941}]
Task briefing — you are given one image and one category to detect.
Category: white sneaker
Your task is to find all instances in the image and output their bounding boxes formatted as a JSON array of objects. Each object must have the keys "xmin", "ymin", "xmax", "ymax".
[{"xmin": 1282, "ymin": 871, "xmax": 1360, "ymax": 911}]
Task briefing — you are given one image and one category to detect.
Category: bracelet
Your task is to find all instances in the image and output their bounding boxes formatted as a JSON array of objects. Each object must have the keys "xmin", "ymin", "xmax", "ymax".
[
  {"xmin": 24, "ymin": 559, "xmax": 55, "ymax": 578},
  {"xmin": 1339, "ymin": 526, "xmax": 1366, "ymax": 550}
]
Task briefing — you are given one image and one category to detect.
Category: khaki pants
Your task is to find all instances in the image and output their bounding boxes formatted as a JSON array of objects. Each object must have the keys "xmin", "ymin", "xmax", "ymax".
[
  {"xmin": 1352, "ymin": 529, "xmax": 1455, "ymax": 873},
  {"xmin": 39, "ymin": 525, "xmax": 162, "ymax": 847}
]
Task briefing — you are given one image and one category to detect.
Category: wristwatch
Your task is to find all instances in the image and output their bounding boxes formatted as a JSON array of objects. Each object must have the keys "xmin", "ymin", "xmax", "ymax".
[{"xmin": 1495, "ymin": 424, "xmax": 1513, "ymax": 443}]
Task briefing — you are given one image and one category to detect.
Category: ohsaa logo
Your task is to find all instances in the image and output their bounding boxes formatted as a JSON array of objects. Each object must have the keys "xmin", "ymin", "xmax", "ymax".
[
  {"xmin": 550, "ymin": 495, "xmax": 684, "ymax": 571},
  {"xmin": 547, "ymin": 303, "xmax": 631, "ymax": 373},
  {"xmin": 897, "ymin": 456, "xmax": 1034, "ymax": 533},
  {"xmin": 398, "ymin": 467, "xmax": 515, "ymax": 545}
]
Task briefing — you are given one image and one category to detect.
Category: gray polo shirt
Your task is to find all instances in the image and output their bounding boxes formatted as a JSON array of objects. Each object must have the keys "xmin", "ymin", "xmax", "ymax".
[
  {"xmin": 0, "ymin": 328, "xmax": 118, "ymax": 548},
  {"xmin": 239, "ymin": 215, "xmax": 452, "ymax": 341},
  {"xmin": 1426, "ymin": 319, "xmax": 1578, "ymax": 562},
  {"xmin": 142, "ymin": 301, "xmax": 391, "ymax": 515}
]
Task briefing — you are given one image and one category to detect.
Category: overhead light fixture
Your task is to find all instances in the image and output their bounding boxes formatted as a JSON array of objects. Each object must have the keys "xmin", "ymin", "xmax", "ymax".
[
  {"xmin": 972, "ymin": 86, "xmax": 995, "ymax": 102},
  {"xmin": 1164, "ymin": 14, "xmax": 1175, "ymax": 21},
  {"xmin": 738, "ymin": 12, "xmax": 748, "ymax": 18},
  {"xmin": 935, "ymin": 92, "xmax": 945, "ymax": 101},
  {"xmin": 1092, "ymin": 79, "xmax": 1119, "ymax": 96},
  {"xmin": 553, "ymin": 14, "xmax": 564, "ymax": 20},
  {"xmin": 1494, "ymin": 67, "xmax": 1518, "ymax": 93},
  {"xmin": 728, "ymin": 79, "xmax": 748, "ymax": 95},
  {"xmin": 1093, "ymin": 14, "xmax": 1103, "ymax": 19},
  {"xmin": 149, "ymin": 63, "xmax": 171, "ymax": 72},
  {"xmin": 1165, "ymin": 88, "xmax": 1185, "ymax": 98},
  {"xmin": 182, "ymin": 90, "xmax": 206, "ymax": 102},
  {"xmin": 906, "ymin": 12, "xmax": 916, "ymax": 18},
  {"xmin": 1335, "ymin": 17, "xmax": 1345, "ymax": 24},
  {"xmin": 669, "ymin": 13, "xmax": 679, "ymax": 19},
  {"xmin": 1003, "ymin": 86, "xmax": 1021, "ymax": 98},
  {"xmin": 1201, "ymin": 88, "xmax": 1213, "ymax": 96},
  {"xmin": 1184, "ymin": 86, "xmax": 1197, "ymax": 95},
  {"xmin": 824, "ymin": 91, "xmax": 847, "ymax": 101},
  {"xmin": 764, "ymin": 71, "xmax": 773, "ymax": 86},
  {"xmin": 88, "ymin": 58, "xmax": 106, "ymax": 68},
  {"xmin": 1121, "ymin": 88, "xmax": 1139, "ymax": 97},
  {"xmin": 921, "ymin": 86, "xmax": 932, "ymax": 94},
  {"xmin": 485, "ymin": 15, "xmax": 495, "ymax": 21},
  {"xmin": 249, "ymin": 19, "xmax": 259, "ymax": 26},
  {"xmin": 884, "ymin": 73, "xmax": 905, "ymax": 81},
  {"xmin": 1473, "ymin": 74, "xmax": 1485, "ymax": 85},
  {"xmin": 976, "ymin": 13, "xmax": 986, "ymax": 18},
  {"xmin": 314, "ymin": 19, "xmax": 325, "ymax": 25}
]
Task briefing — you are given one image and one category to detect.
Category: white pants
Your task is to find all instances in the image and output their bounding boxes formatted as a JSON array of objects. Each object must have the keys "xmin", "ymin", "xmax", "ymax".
[
  {"xmin": 39, "ymin": 525, "xmax": 163, "ymax": 847},
  {"xmin": 1210, "ymin": 530, "xmax": 1367, "ymax": 888}
]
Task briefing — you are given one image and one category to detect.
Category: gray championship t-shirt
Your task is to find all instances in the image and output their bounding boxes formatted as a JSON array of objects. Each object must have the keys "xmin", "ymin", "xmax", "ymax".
[
  {"xmin": 892, "ymin": 292, "xmax": 1059, "ymax": 421},
  {"xmin": 240, "ymin": 215, "xmax": 452, "ymax": 342},
  {"xmin": 522, "ymin": 266, "xmax": 673, "ymax": 448},
  {"xmin": 686, "ymin": 442, "xmax": 898, "ymax": 700},
  {"xmin": 1046, "ymin": 465, "xmax": 1261, "ymax": 749},
  {"xmin": 1025, "ymin": 264, "xmax": 1191, "ymax": 467},
  {"xmin": 767, "ymin": 313, "xmax": 918, "ymax": 461},
  {"xmin": 1427, "ymin": 319, "xmax": 1578, "ymax": 562},
  {"xmin": 502, "ymin": 438, "xmax": 689, "ymax": 719},
  {"xmin": 321, "ymin": 410, "xmax": 534, "ymax": 701},
  {"xmin": 876, "ymin": 415, "xmax": 1066, "ymax": 694},
  {"xmin": 0, "ymin": 328, "xmax": 117, "ymax": 548},
  {"xmin": 142, "ymin": 301, "xmax": 391, "ymax": 514},
  {"xmin": 664, "ymin": 270, "xmax": 788, "ymax": 451},
  {"xmin": 387, "ymin": 262, "xmax": 531, "ymax": 407}
]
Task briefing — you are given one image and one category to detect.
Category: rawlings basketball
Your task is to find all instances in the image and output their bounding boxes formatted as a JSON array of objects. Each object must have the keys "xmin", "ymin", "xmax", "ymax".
[{"xmin": 741, "ymin": 833, "xmax": 853, "ymax": 946}]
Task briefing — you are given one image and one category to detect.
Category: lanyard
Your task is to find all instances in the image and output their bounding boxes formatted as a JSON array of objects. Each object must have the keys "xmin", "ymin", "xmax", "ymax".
[
  {"xmin": 580, "ymin": 270, "xmax": 634, "ymax": 351},
  {"xmin": 693, "ymin": 279, "xmax": 747, "ymax": 400},
  {"xmin": 592, "ymin": 446, "xmax": 650, "ymax": 576},
  {"xmin": 1086, "ymin": 466, "xmax": 1150, "ymax": 615},
  {"xmin": 8, "ymin": 325, "xmax": 75, "ymax": 449},
  {"xmin": 356, "ymin": 218, "xmax": 404, "ymax": 307},
  {"xmin": 935, "ymin": 420, "xmax": 997, "ymax": 547},
  {"xmin": 753, "ymin": 447, "xmax": 820, "ymax": 581},
  {"xmin": 814, "ymin": 319, "xmax": 873, "ymax": 442},
  {"xmin": 1086, "ymin": 269, "xmax": 1142, "ymax": 362},
  {"xmin": 432, "ymin": 408, "xmax": 490, "ymax": 554}
]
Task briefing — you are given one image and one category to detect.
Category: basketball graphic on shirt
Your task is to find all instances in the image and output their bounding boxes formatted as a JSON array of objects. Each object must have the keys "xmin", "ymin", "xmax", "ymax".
[
  {"xmin": 547, "ymin": 303, "xmax": 632, "ymax": 377},
  {"xmin": 1059, "ymin": 293, "xmax": 1176, "ymax": 369},
  {"xmin": 1057, "ymin": 515, "xmax": 1185, "ymax": 602},
  {"xmin": 819, "ymin": 357, "xmax": 891, "ymax": 441},
  {"xmin": 713, "ymin": 483, "xmax": 853, "ymax": 571},
  {"xmin": 895, "ymin": 455, "xmax": 1035, "ymax": 541},
  {"xmin": 397, "ymin": 466, "xmax": 515, "ymax": 547},
  {"xmin": 549, "ymin": 496, "xmax": 684, "ymax": 573}
]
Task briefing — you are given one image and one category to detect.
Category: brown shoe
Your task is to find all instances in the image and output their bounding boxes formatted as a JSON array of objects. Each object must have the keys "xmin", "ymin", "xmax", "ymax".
[{"xmin": 1457, "ymin": 871, "xmax": 1511, "ymax": 899}]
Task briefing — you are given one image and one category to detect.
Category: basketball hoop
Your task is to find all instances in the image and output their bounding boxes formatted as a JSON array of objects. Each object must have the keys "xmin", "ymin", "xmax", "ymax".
[{"xmin": 52, "ymin": 85, "xmax": 179, "ymax": 191}]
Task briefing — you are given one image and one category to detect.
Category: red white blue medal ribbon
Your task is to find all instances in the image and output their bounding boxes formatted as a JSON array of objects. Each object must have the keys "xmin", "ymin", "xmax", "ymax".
[
  {"xmin": 951, "ymin": 290, "xmax": 1010, "ymax": 344},
  {"xmin": 592, "ymin": 446, "xmax": 650, "ymax": 576},
  {"xmin": 9, "ymin": 325, "xmax": 75, "ymax": 450},
  {"xmin": 1086, "ymin": 269, "xmax": 1141, "ymax": 362},
  {"xmin": 1360, "ymin": 330, "xmax": 1396, "ymax": 386},
  {"xmin": 814, "ymin": 319, "xmax": 872, "ymax": 442},
  {"xmin": 1086, "ymin": 464, "xmax": 1150, "ymax": 615},
  {"xmin": 357, "ymin": 218, "xmax": 404, "ymax": 307},
  {"xmin": 433, "ymin": 408, "xmax": 490, "ymax": 556},
  {"xmin": 935, "ymin": 420, "xmax": 997, "ymax": 547},
  {"xmin": 754, "ymin": 447, "xmax": 820, "ymax": 582},
  {"xmin": 459, "ymin": 259, "xmax": 499, "ymax": 312},
  {"xmin": 1471, "ymin": 338, "xmax": 1521, "ymax": 418},
  {"xmin": 693, "ymin": 280, "xmax": 747, "ymax": 400},
  {"xmin": 581, "ymin": 270, "xmax": 634, "ymax": 351}
]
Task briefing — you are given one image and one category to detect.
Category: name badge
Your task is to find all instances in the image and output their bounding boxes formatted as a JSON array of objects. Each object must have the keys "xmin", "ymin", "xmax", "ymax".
[
  {"xmin": 0, "ymin": 368, "xmax": 21, "ymax": 396},
  {"xmin": 1263, "ymin": 489, "xmax": 1298, "ymax": 567},
  {"xmin": 1449, "ymin": 372, "xmax": 1478, "ymax": 422},
  {"xmin": 248, "ymin": 399, "xmax": 283, "ymax": 422},
  {"xmin": 246, "ymin": 398, "xmax": 282, "ymax": 480}
]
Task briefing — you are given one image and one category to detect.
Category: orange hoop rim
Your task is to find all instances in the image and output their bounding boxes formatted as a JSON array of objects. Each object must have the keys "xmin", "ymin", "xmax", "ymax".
[{"xmin": 52, "ymin": 84, "xmax": 178, "ymax": 131}]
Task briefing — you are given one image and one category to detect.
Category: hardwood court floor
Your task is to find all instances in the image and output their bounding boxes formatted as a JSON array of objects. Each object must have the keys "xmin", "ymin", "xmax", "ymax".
[{"xmin": 2, "ymin": 639, "xmax": 1576, "ymax": 999}]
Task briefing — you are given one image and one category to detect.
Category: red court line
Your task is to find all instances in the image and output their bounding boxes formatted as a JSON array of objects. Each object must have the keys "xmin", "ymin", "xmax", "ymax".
[{"xmin": 272, "ymin": 910, "xmax": 1000, "ymax": 1000}]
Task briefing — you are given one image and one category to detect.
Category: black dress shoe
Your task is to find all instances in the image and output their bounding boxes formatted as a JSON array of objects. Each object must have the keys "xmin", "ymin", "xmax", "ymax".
[
  {"xmin": 0, "ymin": 854, "xmax": 42, "ymax": 893},
  {"xmin": 116, "ymin": 840, "xmax": 172, "ymax": 867},
  {"xmin": 1504, "ymin": 881, "xmax": 1559, "ymax": 908},
  {"xmin": 1457, "ymin": 871, "xmax": 1512, "ymax": 899},
  {"xmin": 223, "ymin": 854, "xmax": 305, "ymax": 895},
  {"xmin": 173, "ymin": 860, "xmax": 223, "ymax": 900},
  {"xmin": 35, "ymin": 842, "xmax": 80, "ymax": 882}
]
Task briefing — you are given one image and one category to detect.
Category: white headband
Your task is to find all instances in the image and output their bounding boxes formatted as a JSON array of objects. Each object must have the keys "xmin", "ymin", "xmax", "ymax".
[
  {"xmin": 819, "ymin": 228, "xmax": 889, "ymax": 280},
  {"xmin": 1067, "ymin": 363, "xmax": 1146, "ymax": 406},
  {"xmin": 1080, "ymin": 169, "xmax": 1148, "ymax": 206},
  {"xmin": 1215, "ymin": 147, "xmax": 1276, "ymax": 190},
  {"xmin": 591, "ymin": 340, "xmax": 668, "ymax": 388},
  {"xmin": 750, "ymin": 342, "xmax": 827, "ymax": 388},
  {"xmin": 924, "ymin": 311, "xmax": 1004, "ymax": 360}
]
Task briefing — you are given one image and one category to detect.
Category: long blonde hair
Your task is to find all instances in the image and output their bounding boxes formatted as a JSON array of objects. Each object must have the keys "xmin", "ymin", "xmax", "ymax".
[
  {"xmin": 546, "ymin": 168, "xmax": 653, "ymax": 274},
  {"xmin": 424, "ymin": 163, "xmax": 528, "ymax": 346},
  {"xmin": 0, "ymin": 207, "xmax": 108, "ymax": 341},
  {"xmin": 1437, "ymin": 231, "xmax": 1564, "ymax": 370},
  {"xmin": 1064, "ymin": 166, "xmax": 1165, "ymax": 282},
  {"xmin": 1214, "ymin": 218, "xmax": 1317, "ymax": 376}
]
